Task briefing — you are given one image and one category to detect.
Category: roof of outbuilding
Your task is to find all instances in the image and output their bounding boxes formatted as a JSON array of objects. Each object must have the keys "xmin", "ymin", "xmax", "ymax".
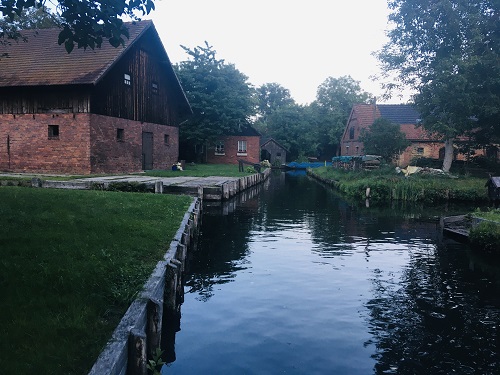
[{"xmin": 0, "ymin": 20, "xmax": 152, "ymax": 87}]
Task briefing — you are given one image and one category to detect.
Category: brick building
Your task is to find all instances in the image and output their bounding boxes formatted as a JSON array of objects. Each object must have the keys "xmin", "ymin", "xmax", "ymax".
[
  {"xmin": 206, "ymin": 125, "xmax": 261, "ymax": 165},
  {"xmin": 0, "ymin": 21, "xmax": 191, "ymax": 174},
  {"xmin": 340, "ymin": 103, "xmax": 495, "ymax": 166}
]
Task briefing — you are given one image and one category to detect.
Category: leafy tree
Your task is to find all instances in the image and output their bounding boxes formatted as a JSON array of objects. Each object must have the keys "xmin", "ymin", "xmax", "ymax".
[
  {"xmin": 174, "ymin": 42, "xmax": 256, "ymax": 161},
  {"xmin": 265, "ymin": 103, "xmax": 317, "ymax": 161},
  {"xmin": 0, "ymin": 5, "xmax": 61, "ymax": 30},
  {"xmin": 0, "ymin": 0, "xmax": 155, "ymax": 52},
  {"xmin": 377, "ymin": 0, "xmax": 500, "ymax": 172},
  {"xmin": 254, "ymin": 82, "xmax": 295, "ymax": 126},
  {"xmin": 359, "ymin": 118, "xmax": 410, "ymax": 162},
  {"xmin": 312, "ymin": 76, "xmax": 371, "ymax": 157}
]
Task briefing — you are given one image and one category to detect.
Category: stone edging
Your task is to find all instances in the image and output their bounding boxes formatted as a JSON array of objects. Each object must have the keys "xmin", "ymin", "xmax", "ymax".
[{"xmin": 88, "ymin": 197, "xmax": 202, "ymax": 375}]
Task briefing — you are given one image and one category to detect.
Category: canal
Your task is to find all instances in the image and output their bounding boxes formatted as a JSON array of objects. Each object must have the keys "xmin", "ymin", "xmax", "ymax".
[{"xmin": 163, "ymin": 171, "xmax": 499, "ymax": 374}]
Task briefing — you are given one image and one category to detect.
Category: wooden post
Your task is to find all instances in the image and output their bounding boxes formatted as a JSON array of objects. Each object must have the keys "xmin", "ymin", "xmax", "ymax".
[
  {"xmin": 164, "ymin": 262, "xmax": 178, "ymax": 313},
  {"xmin": 147, "ymin": 298, "xmax": 162, "ymax": 360},
  {"xmin": 154, "ymin": 181, "xmax": 163, "ymax": 194},
  {"xmin": 128, "ymin": 329, "xmax": 147, "ymax": 375}
]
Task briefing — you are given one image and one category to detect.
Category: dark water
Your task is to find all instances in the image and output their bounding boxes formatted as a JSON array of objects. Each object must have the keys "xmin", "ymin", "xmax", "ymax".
[{"xmin": 163, "ymin": 171, "xmax": 499, "ymax": 374}]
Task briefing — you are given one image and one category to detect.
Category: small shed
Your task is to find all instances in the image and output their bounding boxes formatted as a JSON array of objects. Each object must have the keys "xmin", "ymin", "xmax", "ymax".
[
  {"xmin": 261, "ymin": 138, "xmax": 287, "ymax": 166},
  {"xmin": 485, "ymin": 176, "xmax": 500, "ymax": 206}
]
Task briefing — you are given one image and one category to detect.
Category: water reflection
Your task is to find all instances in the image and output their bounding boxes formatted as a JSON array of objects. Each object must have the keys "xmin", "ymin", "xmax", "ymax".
[{"xmin": 163, "ymin": 172, "xmax": 499, "ymax": 374}]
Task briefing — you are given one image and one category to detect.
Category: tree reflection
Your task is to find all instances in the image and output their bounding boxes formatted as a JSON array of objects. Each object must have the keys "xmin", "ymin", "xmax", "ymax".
[{"xmin": 365, "ymin": 241, "xmax": 499, "ymax": 374}]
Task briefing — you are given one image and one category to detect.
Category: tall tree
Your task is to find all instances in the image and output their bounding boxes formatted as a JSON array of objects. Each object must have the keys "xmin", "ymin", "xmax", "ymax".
[
  {"xmin": 265, "ymin": 103, "xmax": 317, "ymax": 161},
  {"xmin": 0, "ymin": 0, "xmax": 155, "ymax": 52},
  {"xmin": 377, "ymin": 0, "xmax": 500, "ymax": 172},
  {"xmin": 359, "ymin": 118, "xmax": 410, "ymax": 162},
  {"xmin": 312, "ymin": 76, "xmax": 371, "ymax": 158},
  {"xmin": 254, "ymin": 82, "xmax": 295, "ymax": 135},
  {"xmin": 174, "ymin": 42, "xmax": 256, "ymax": 161}
]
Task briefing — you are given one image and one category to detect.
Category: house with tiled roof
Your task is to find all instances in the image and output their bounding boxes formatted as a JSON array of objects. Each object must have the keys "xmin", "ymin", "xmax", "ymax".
[
  {"xmin": 205, "ymin": 125, "xmax": 261, "ymax": 165},
  {"xmin": 340, "ymin": 103, "xmax": 495, "ymax": 166},
  {"xmin": 0, "ymin": 21, "xmax": 191, "ymax": 174}
]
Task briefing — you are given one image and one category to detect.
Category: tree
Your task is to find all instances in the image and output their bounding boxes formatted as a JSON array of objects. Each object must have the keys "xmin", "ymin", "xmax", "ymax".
[
  {"xmin": 174, "ymin": 42, "xmax": 256, "ymax": 161},
  {"xmin": 0, "ymin": 0, "xmax": 155, "ymax": 52},
  {"xmin": 265, "ymin": 103, "xmax": 317, "ymax": 161},
  {"xmin": 254, "ymin": 82, "xmax": 295, "ymax": 135},
  {"xmin": 377, "ymin": 0, "xmax": 500, "ymax": 172},
  {"xmin": 312, "ymin": 76, "xmax": 371, "ymax": 157},
  {"xmin": 359, "ymin": 118, "xmax": 410, "ymax": 162}
]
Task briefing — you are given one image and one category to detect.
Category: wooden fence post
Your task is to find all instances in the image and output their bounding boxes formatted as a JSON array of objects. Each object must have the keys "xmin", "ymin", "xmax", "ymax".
[
  {"xmin": 128, "ymin": 329, "xmax": 147, "ymax": 375},
  {"xmin": 147, "ymin": 298, "xmax": 162, "ymax": 359}
]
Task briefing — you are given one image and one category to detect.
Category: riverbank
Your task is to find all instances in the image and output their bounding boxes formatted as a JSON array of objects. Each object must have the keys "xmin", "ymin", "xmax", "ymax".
[
  {"xmin": 0, "ymin": 187, "xmax": 193, "ymax": 375},
  {"xmin": 308, "ymin": 166, "xmax": 487, "ymax": 204}
]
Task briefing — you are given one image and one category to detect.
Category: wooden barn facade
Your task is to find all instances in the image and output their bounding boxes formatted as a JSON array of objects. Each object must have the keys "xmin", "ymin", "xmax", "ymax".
[{"xmin": 0, "ymin": 21, "xmax": 191, "ymax": 174}]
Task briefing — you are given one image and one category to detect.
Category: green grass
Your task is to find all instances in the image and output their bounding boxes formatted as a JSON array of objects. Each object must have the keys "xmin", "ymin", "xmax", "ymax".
[
  {"xmin": 144, "ymin": 163, "xmax": 258, "ymax": 178},
  {"xmin": 472, "ymin": 208, "xmax": 500, "ymax": 222},
  {"xmin": 0, "ymin": 187, "xmax": 192, "ymax": 375},
  {"xmin": 310, "ymin": 166, "xmax": 487, "ymax": 204}
]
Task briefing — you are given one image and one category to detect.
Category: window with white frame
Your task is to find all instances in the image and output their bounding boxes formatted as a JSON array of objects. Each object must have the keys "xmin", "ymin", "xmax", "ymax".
[
  {"xmin": 237, "ymin": 140, "xmax": 247, "ymax": 155},
  {"xmin": 215, "ymin": 140, "xmax": 225, "ymax": 155}
]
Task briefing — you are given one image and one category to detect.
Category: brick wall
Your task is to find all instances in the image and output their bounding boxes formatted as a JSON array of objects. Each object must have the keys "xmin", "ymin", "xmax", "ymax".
[
  {"xmin": 206, "ymin": 135, "xmax": 260, "ymax": 164},
  {"xmin": 0, "ymin": 113, "xmax": 178, "ymax": 175},
  {"xmin": 89, "ymin": 114, "xmax": 179, "ymax": 173},
  {"xmin": 0, "ymin": 113, "xmax": 91, "ymax": 174}
]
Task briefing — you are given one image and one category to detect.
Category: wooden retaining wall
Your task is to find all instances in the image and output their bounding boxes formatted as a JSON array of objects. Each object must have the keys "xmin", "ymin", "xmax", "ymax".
[{"xmin": 88, "ymin": 197, "xmax": 202, "ymax": 375}]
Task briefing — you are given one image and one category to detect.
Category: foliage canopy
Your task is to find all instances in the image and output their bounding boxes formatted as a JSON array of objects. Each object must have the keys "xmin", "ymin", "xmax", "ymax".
[
  {"xmin": 0, "ymin": 0, "xmax": 156, "ymax": 52},
  {"xmin": 359, "ymin": 117, "xmax": 410, "ymax": 162},
  {"xmin": 377, "ymin": 0, "xmax": 500, "ymax": 171},
  {"xmin": 174, "ymin": 42, "xmax": 255, "ymax": 148}
]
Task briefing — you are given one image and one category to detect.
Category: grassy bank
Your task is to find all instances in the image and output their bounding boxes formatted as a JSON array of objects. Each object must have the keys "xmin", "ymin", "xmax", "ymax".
[
  {"xmin": 309, "ymin": 166, "xmax": 487, "ymax": 204},
  {"xmin": 0, "ymin": 187, "xmax": 192, "ymax": 375}
]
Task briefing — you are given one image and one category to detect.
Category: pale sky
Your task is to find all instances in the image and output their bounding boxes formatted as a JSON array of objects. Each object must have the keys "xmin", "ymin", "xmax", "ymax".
[{"xmin": 146, "ymin": 0, "xmax": 410, "ymax": 105}]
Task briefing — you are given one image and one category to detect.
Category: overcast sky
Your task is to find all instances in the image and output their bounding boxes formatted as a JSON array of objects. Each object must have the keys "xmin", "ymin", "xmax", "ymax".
[{"xmin": 146, "ymin": 0, "xmax": 410, "ymax": 105}]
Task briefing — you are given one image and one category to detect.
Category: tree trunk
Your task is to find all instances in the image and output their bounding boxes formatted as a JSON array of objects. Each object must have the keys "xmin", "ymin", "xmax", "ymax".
[{"xmin": 442, "ymin": 138, "xmax": 454, "ymax": 172}]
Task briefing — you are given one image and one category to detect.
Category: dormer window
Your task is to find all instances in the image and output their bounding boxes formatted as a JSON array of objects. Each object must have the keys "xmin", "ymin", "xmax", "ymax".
[{"xmin": 124, "ymin": 73, "xmax": 132, "ymax": 86}]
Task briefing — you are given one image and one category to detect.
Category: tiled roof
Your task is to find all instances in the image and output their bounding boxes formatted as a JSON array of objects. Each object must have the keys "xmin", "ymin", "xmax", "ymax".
[
  {"xmin": 343, "ymin": 103, "xmax": 437, "ymax": 142},
  {"xmin": 236, "ymin": 125, "xmax": 261, "ymax": 137},
  {"xmin": 0, "ymin": 21, "xmax": 152, "ymax": 87},
  {"xmin": 377, "ymin": 104, "xmax": 420, "ymax": 124}
]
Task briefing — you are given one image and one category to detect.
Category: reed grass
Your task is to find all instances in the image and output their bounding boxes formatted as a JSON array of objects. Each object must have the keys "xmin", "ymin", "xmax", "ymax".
[{"xmin": 310, "ymin": 166, "xmax": 487, "ymax": 204}]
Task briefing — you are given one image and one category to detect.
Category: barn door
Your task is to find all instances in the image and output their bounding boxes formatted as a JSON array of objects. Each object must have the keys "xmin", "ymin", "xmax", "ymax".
[{"xmin": 142, "ymin": 132, "xmax": 153, "ymax": 170}]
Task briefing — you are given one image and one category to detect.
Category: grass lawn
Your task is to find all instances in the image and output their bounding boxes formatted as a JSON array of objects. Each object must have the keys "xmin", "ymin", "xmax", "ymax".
[
  {"xmin": 310, "ymin": 166, "xmax": 488, "ymax": 204},
  {"xmin": 0, "ymin": 187, "xmax": 192, "ymax": 375}
]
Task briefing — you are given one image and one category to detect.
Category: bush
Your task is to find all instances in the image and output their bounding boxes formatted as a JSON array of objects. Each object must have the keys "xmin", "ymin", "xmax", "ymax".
[{"xmin": 469, "ymin": 221, "xmax": 500, "ymax": 256}]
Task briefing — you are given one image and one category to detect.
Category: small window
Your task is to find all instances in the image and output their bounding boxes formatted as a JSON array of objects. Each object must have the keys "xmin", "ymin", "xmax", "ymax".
[
  {"xmin": 124, "ymin": 73, "xmax": 132, "ymax": 86},
  {"xmin": 277, "ymin": 152, "xmax": 281, "ymax": 157},
  {"xmin": 237, "ymin": 140, "xmax": 247, "ymax": 154},
  {"xmin": 349, "ymin": 127, "xmax": 355, "ymax": 139},
  {"xmin": 164, "ymin": 134, "xmax": 170, "ymax": 145},
  {"xmin": 48, "ymin": 125, "xmax": 59, "ymax": 139},
  {"xmin": 152, "ymin": 82, "xmax": 159, "ymax": 95},
  {"xmin": 117, "ymin": 128, "xmax": 124, "ymax": 142},
  {"xmin": 215, "ymin": 141, "xmax": 225, "ymax": 155},
  {"xmin": 416, "ymin": 147, "xmax": 424, "ymax": 155}
]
